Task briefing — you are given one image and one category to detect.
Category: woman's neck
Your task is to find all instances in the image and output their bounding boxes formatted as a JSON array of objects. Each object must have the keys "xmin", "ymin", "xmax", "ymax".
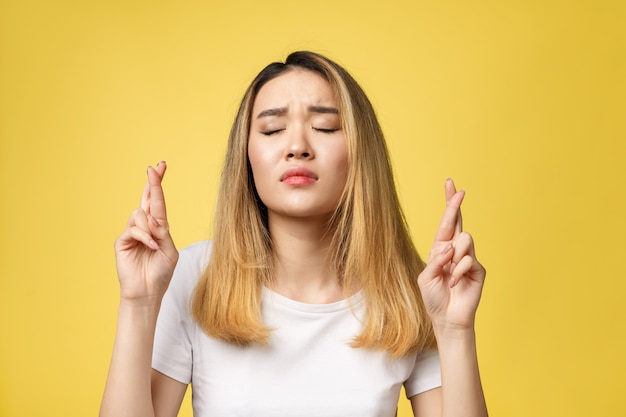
[{"xmin": 267, "ymin": 214, "xmax": 344, "ymax": 304}]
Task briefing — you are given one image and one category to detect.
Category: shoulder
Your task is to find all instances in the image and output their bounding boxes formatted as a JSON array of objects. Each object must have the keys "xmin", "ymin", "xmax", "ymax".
[
  {"xmin": 167, "ymin": 240, "xmax": 213, "ymax": 298},
  {"xmin": 178, "ymin": 240, "xmax": 213, "ymax": 265},
  {"xmin": 404, "ymin": 349, "xmax": 442, "ymax": 398}
]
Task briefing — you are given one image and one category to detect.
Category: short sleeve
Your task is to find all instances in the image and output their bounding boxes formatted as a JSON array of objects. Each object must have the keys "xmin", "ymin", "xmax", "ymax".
[
  {"xmin": 152, "ymin": 241, "xmax": 211, "ymax": 384},
  {"xmin": 403, "ymin": 349, "xmax": 442, "ymax": 398}
]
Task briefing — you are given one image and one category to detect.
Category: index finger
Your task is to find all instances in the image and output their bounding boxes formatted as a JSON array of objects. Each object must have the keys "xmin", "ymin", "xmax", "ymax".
[
  {"xmin": 147, "ymin": 164, "xmax": 168, "ymax": 221},
  {"xmin": 434, "ymin": 180, "xmax": 464, "ymax": 243}
]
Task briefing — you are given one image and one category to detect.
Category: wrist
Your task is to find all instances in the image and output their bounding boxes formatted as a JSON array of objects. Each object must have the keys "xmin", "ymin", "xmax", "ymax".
[
  {"xmin": 433, "ymin": 323, "xmax": 477, "ymax": 345},
  {"xmin": 434, "ymin": 326, "xmax": 480, "ymax": 373},
  {"xmin": 118, "ymin": 297, "xmax": 162, "ymax": 323},
  {"xmin": 119, "ymin": 290, "xmax": 164, "ymax": 308}
]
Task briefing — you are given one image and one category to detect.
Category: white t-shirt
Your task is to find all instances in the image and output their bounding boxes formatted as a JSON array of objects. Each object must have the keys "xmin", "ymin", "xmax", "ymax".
[{"xmin": 153, "ymin": 241, "xmax": 442, "ymax": 417}]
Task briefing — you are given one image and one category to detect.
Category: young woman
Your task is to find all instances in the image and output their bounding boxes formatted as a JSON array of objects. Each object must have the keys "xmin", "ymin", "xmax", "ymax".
[{"xmin": 100, "ymin": 51, "xmax": 488, "ymax": 417}]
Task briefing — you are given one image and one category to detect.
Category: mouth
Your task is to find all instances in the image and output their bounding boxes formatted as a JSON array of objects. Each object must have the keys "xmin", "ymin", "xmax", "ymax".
[{"xmin": 280, "ymin": 167, "xmax": 318, "ymax": 185}]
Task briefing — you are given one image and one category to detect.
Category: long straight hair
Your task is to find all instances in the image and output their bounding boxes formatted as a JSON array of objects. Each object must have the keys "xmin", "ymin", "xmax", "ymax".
[{"xmin": 191, "ymin": 51, "xmax": 436, "ymax": 357}]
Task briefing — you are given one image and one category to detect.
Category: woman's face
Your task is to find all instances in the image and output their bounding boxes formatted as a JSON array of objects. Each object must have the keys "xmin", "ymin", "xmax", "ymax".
[{"xmin": 248, "ymin": 69, "xmax": 348, "ymax": 223}]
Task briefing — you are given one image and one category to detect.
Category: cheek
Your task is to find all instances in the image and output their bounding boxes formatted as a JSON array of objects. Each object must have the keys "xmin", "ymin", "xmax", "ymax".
[
  {"xmin": 320, "ymin": 140, "xmax": 349, "ymax": 197},
  {"xmin": 332, "ymin": 140, "xmax": 349, "ymax": 178},
  {"xmin": 247, "ymin": 139, "xmax": 276, "ymax": 195},
  {"xmin": 247, "ymin": 139, "xmax": 268, "ymax": 176}
]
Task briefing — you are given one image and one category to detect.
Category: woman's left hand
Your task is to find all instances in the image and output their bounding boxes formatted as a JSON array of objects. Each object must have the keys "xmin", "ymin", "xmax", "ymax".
[{"xmin": 418, "ymin": 179, "xmax": 486, "ymax": 333}]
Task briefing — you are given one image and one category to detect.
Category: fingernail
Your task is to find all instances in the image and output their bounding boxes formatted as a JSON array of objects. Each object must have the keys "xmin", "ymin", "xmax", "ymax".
[
  {"xmin": 150, "ymin": 216, "xmax": 159, "ymax": 227},
  {"xmin": 442, "ymin": 244, "xmax": 453, "ymax": 254},
  {"xmin": 149, "ymin": 239, "xmax": 159, "ymax": 250}
]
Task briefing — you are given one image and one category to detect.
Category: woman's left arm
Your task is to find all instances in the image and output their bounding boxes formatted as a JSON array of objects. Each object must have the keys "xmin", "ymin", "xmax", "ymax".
[{"xmin": 412, "ymin": 179, "xmax": 488, "ymax": 417}]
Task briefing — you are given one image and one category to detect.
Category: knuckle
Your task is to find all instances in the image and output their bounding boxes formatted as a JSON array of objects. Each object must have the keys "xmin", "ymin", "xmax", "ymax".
[{"xmin": 460, "ymin": 231, "xmax": 473, "ymax": 243}]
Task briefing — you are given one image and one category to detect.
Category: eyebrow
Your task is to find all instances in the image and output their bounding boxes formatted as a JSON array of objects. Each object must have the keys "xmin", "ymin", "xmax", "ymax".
[
  {"xmin": 256, "ymin": 107, "xmax": 287, "ymax": 118},
  {"xmin": 309, "ymin": 105, "xmax": 339, "ymax": 114},
  {"xmin": 256, "ymin": 105, "xmax": 339, "ymax": 119}
]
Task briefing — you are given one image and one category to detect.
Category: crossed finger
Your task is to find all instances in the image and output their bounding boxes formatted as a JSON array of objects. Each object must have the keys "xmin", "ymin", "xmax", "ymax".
[
  {"xmin": 140, "ymin": 161, "xmax": 167, "ymax": 218},
  {"xmin": 434, "ymin": 179, "xmax": 464, "ymax": 244}
]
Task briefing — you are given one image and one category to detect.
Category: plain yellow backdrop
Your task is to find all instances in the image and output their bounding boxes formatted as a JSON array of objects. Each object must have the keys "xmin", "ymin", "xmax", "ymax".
[{"xmin": 1, "ymin": 0, "xmax": 624, "ymax": 416}]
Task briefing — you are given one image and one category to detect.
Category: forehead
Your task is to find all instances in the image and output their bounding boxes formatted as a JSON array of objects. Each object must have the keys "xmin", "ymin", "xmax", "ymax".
[{"xmin": 252, "ymin": 69, "xmax": 337, "ymax": 111}]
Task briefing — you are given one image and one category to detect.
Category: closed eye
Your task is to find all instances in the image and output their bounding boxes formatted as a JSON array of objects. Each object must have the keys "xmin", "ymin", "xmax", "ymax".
[
  {"xmin": 314, "ymin": 128, "xmax": 341, "ymax": 133},
  {"xmin": 261, "ymin": 129, "xmax": 284, "ymax": 136}
]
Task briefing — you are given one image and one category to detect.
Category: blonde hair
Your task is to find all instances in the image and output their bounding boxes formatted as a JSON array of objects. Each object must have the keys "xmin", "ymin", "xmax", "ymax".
[{"xmin": 191, "ymin": 51, "xmax": 436, "ymax": 357}]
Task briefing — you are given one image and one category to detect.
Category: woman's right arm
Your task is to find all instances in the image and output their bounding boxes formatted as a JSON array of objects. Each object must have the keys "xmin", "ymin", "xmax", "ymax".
[{"xmin": 100, "ymin": 162, "xmax": 185, "ymax": 417}]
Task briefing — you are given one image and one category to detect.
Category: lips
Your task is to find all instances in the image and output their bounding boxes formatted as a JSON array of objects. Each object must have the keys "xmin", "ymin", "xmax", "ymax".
[{"xmin": 280, "ymin": 167, "xmax": 318, "ymax": 185}]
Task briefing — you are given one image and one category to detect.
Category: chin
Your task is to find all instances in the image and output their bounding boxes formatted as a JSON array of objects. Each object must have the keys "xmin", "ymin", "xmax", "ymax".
[{"xmin": 268, "ymin": 207, "xmax": 336, "ymax": 222}]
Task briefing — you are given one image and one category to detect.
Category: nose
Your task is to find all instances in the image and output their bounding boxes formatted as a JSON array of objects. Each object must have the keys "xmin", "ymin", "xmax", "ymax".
[{"xmin": 285, "ymin": 126, "xmax": 313, "ymax": 160}]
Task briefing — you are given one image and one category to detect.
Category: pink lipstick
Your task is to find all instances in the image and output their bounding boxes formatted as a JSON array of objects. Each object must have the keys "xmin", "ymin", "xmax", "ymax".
[{"xmin": 280, "ymin": 167, "xmax": 318, "ymax": 186}]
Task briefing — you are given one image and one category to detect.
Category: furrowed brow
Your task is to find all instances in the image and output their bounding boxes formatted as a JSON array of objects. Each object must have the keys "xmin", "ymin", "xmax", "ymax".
[
  {"xmin": 256, "ymin": 107, "xmax": 287, "ymax": 119},
  {"xmin": 309, "ymin": 106, "xmax": 339, "ymax": 114}
]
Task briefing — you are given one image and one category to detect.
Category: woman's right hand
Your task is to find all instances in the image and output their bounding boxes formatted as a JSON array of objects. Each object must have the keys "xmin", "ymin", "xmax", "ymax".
[{"xmin": 114, "ymin": 162, "xmax": 179, "ymax": 303}]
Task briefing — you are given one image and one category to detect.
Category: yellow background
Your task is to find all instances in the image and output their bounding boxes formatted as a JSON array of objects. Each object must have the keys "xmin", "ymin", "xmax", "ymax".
[{"xmin": 1, "ymin": 0, "xmax": 624, "ymax": 416}]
